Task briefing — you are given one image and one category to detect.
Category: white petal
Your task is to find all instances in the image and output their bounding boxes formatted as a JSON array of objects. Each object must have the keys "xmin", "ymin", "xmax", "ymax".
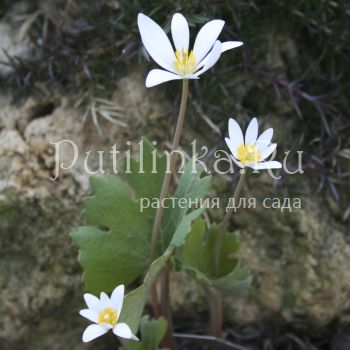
[
  {"xmin": 146, "ymin": 69, "xmax": 182, "ymax": 87},
  {"xmin": 113, "ymin": 323, "xmax": 135, "ymax": 340},
  {"xmin": 183, "ymin": 73, "xmax": 199, "ymax": 79},
  {"xmin": 221, "ymin": 41, "xmax": 243, "ymax": 53},
  {"xmin": 84, "ymin": 293, "xmax": 102, "ymax": 312},
  {"xmin": 227, "ymin": 118, "xmax": 244, "ymax": 156},
  {"xmin": 256, "ymin": 128, "xmax": 273, "ymax": 147},
  {"xmin": 225, "ymin": 137, "xmax": 237, "ymax": 158},
  {"xmin": 193, "ymin": 20, "xmax": 225, "ymax": 64},
  {"xmin": 194, "ymin": 41, "xmax": 222, "ymax": 77},
  {"xmin": 245, "ymin": 162, "xmax": 257, "ymax": 169},
  {"xmin": 261, "ymin": 143, "xmax": 277, "ymax": 160},
  {"xmin": 79, "ymin": 309, "xmax": 98, "ymax": 323},
  {"xmin": 100, "ymin": 292, "xmax": 111, "ymax": 308},
  {"xmin": 137, "ymin": 13, "xmax": 176, "ymax": 72},
  {"xmin": 100, "ymin": 323, "xmax": 113, "ymax": 330},
  {"xmin": 171, "ymin": 13, "xmax": 189, "ymax": 51},
  {"xmin": 245, "ymin": 118, "xmax": 258, "ymax": 145},
  {"xmin": 252, "ymin": 161, "xmax": 282, "ymax": 170},
  {"xmin": 111, "ymin": 285, "xmax": 124, "ymax": 317},
  {"xmin": 82, "ymin": 324, "xmax": 108, "ymax": 342},
  {"xmin": 230, "ymin": 155, "xmax": 244, "ymax": 169},
  {"xmin": 196, "ymin": 40, "xmax": 241, "ymax": 70}
]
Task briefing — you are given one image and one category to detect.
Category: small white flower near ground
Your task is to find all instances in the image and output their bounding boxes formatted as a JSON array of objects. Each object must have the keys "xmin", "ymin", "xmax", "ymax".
[
  {"xmin": 226, "ymin": 117, "xmax": 282, "ymax": 170},
  {"xmin": 79, "ymin": 285, "xmax": 138, "ymax": 342},
  {"xmin": 137, "ymin": 13, "xmax": 243, "ymax": 87}
]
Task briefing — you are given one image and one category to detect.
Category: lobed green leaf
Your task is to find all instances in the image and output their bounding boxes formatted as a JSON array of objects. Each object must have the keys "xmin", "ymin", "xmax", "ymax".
[{"xmin": 179, "ymin": 218, "xmax": 251, "ymax": 294}]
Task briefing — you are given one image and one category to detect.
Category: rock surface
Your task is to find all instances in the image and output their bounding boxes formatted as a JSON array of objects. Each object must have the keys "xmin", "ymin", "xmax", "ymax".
[{"xmin": 232, "ymin": 173, "xmax": 350, "ymax": 327}]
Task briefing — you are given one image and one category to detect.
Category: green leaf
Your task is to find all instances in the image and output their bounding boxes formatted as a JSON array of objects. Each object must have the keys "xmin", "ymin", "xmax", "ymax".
[
  {"xmin": 160, "ymin": 162, "xmax": 211, "ymax": 251},
  {"xmin": 179, "ymin": 218, "xmax": 251, "ymax": 294},
  {"xmin": 71, "ymin": 175, "xmax": 152, "ymax": 293},
  {"xmin": 170, "ymin": 207, "xmax": 205, "ymax": 248},
  {"xmin": 120, "ymin": 316, "xmax": 169, "ymax": 350},
  {"xmin": 71, "ymin": 138, "xmax": 211, "ymax": 293},
  {"xmin": 124, "ymin": 138, "xmax": 167, "ymax": 217},
  {"xmin": 119, "ymin": 284, "xmax": 147, "ymax": 334},
  {"xmin": 212, "ymin": 263, "xmax": 251, "ymax": 294}
]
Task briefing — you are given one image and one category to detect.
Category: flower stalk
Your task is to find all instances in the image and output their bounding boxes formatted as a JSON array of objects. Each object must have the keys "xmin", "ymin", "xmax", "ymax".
[
  {"xmin": 204, "ymin": 285, "xmax": 223, "ymax": 338},
  {"xmin": 150, "ymin": 79, "xmax": 189, "ymax": 262},
  {"xmin": 214, "ymin": 170, "xmax": 246, "ymax": 277}
]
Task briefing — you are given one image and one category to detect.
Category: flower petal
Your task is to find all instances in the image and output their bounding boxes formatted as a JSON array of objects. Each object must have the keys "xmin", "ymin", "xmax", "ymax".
[
  {"xmin": 79, "ymin": 309, "xmax": 99, "ymax": 323},
  {"xmin": 82, "ymin": 324, "xmax": 108, "ymax": 342},
  {"xmin": 111, "ymin": 285, "xmax": 124, "ymax": 317},
  {"xmin": 100, "ymin": 292, "xmax": 111, "ymax": 308},
  {"xmin": 100, "ymin": 323, "xmax": 113, "ymax": 330},
  {"xmin": 84, "ymin": 293, "xmax": 102, "ymax": 312},
  {"xmin": 221, "ymin": 41, "xmax": 243, "ymax": 53},
  {"xmin": 193, "ymin": 41, "xmax": 222, "ymax": 77},
  {"xmin": 183, "ymin": 73, "xmax": 200, "ymax": 79},
  {"xmin": 245, "ymin": 118, "xmax": 258, "ymax": 145},
  {"xmin": 171, "ymin": 13, "xmax": 189, "ymax": 52},
  {"xmin": 146, "ymin": 69, "xmax": 182, "ymax": 87},
  {"xmin": 137, "ymin": 13, "xmax": 176, "ymax": 73},
  {"xmin": 227, "ymin": 118, "xmax": 244, "ymax": 157},
  {"xmin": 230, "ymin": 155, "xmax": 244, "ymax": 169},
  {"xmin": 256, "ymin": 128, "xmax": 273, "ymax": 149},
  {"xmin": 261, "ymin": 143, "xmax": 277, "ymax": 160},
  {"xmin": 252, "ymin": 161, "xmax": 282, "ymax": 170},
  {"xmin": 245, "ymin": 162, "xmax": 257, "ymax": 169},
  {"xmin": 113, "ymin": 323, "xmax": 135, "ymax": 340},
  {"xmin": 193, "ymin": 20, "xmax": 224, "ymax": 64},
  {"xmin": 197, "ymin": 40, "xmax": 241, "ymax": 70},
  {"xmin": 225, "ymin": 137, "xmax": 237, "ymax": 158}
]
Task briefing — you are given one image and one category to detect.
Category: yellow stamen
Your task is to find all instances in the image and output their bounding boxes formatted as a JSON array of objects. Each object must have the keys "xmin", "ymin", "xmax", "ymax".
[
  {"xmin": 98, "ymin": 307, "xmax": 118, "ymax": 327},
  {"xmin": 237, "ymin": 143, "xmax": 261, "ymax": 165},
  {"xmin": 173, "ymin": 49, "xmax": 197, "ymax": 75}
]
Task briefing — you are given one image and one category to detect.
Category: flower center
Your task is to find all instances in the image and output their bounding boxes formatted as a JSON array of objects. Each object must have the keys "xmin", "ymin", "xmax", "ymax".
[
  {"xmin": 98, "ymin": 307, "xmax": 118, "ymax": 327},
  {"xmin": 173, "ymin": 49, "xmax": 197, "ymax": 75},
  {"xmin": 237, "ymin": 143, "xmax": 261, "ymax": 165}
]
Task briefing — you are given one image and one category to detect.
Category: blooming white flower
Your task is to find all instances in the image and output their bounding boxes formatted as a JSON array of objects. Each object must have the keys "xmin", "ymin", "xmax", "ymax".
[
  {"xmin": 79, "ymin": 285, "xmax": 138, "ymax": 342},
  {"xmin": 137, "ymin": 13, "xmax": 243, "ymax": 87},
  {"xmin": 225, "ymin": 117, "xmax": 282, "ymax": 170}
]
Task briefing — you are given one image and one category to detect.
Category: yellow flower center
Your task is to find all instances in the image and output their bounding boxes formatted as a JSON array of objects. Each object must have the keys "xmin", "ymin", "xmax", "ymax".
[
  {"xmin": 173, "ymin": 49, "xmax": 197, "ymax": 75},
  {"xmin": 98, "ymin": 307, "xmax": 118, "ymax": 327},
  {"xmin": 237, "ymin": 143, "xmax": 261, "ymax": 165}
]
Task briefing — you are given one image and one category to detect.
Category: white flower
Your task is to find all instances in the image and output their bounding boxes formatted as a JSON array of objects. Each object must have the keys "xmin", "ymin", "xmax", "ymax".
[
  {"xmin": 225, "ymin": 117, "xmax": 282, "ymax": 170},
  {"xmin": 137, "ymin": 13, "xmax": 243, "ymax": 87},
  {"xmin": 79, "ymin": 285, "xmax": 138, "ymax": 342}
]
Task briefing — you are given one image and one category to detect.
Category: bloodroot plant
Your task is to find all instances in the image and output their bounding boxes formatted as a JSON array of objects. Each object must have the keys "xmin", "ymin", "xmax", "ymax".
[{"xmin": 71, "ymin": 12, "xmax": 282, "ymax": 350}]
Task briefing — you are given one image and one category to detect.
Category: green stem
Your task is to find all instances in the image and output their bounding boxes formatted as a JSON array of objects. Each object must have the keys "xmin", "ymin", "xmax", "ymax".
[
  {"xmin": 150, "ymin": 79, "xmax": 189, "ymax": 261},
  {"xmin": 204, "ymin": 285, "xmax": 222, "ymax": 337},
  {"xmin": 214, "ymin": 170, "xmax": 247, "ymax": 277},
  {"xmin": 160, "ymin": 267, "xmax": 178, "ymax": 350}
]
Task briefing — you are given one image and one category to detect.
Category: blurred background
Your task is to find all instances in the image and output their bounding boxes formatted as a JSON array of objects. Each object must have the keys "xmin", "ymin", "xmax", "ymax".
[{"xmin": 0, "ymin": 1, "xmax": 349, "ymax": 349}]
